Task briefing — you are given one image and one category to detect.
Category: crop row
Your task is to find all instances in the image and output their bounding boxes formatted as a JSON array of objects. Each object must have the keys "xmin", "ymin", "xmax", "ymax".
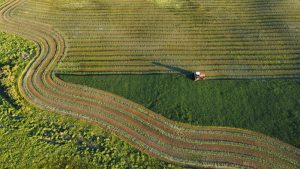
[
  {"xmin": 11, "ymin": 15, "xmax": 300, "ymax": 25},
  {"xmin": 64, "ymin": 46, "xmax": 300, "ymax": 51},
  {"xmin": 58, "ymin": 59, "xmax": 300, "ymax": 65},
  {"xmin": 12, "ymin": 4, "xmax": 300, "ymax": 17}
]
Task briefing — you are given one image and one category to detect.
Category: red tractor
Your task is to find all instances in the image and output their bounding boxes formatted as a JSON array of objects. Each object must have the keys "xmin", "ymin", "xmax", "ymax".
[{"xmin": 193, "ymin": 71, "xmax": 206, "ymax": 81}]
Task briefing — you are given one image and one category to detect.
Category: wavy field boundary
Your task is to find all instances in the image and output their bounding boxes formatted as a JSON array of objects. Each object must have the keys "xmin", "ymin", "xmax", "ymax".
[{"xmin": 0, "ymin": 0, "xmax": 299, "ymax": 168}]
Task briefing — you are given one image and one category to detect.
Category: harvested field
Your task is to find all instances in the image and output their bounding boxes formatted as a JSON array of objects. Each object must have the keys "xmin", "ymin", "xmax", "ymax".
[
  {"xmin": 9, "ymin": 0, "xmax": 300, "ymax": 79},
  {"xmin": 0, "ymin": 0, "xmax": 299, "ymax": 168}
]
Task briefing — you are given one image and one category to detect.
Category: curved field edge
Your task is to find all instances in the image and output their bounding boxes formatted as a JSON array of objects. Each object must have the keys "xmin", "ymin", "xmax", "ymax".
[
  {"xmin": 1, "ymin": 0, "xmax": 299, "ymax": 168},
  {"xmin": 0, "ymin": 31, "xmax": 179, "ymax": 168},
  {"xmin": 58, "ymin": 74, "xmax": 300, "ymax": 148}
]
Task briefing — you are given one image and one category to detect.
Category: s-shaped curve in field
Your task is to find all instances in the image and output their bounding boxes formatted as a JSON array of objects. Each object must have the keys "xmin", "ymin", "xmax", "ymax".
[{"xmin": 0, "ymin": 0, "xmax": 299, "ymax": 168}]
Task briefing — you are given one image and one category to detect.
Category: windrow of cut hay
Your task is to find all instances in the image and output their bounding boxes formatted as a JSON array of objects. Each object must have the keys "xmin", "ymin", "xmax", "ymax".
[{"xmin": 0, "ymin": 0, "xmax": 299, "ymax": 168}]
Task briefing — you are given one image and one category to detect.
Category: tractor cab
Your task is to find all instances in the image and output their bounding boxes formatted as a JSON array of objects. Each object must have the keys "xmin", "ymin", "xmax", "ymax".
[{"xmin": 193, "ymin": 71, "xmax": 206, "ymax": 81}]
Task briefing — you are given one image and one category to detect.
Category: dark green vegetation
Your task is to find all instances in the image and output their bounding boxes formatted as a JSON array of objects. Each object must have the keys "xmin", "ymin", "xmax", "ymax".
[
  {"xmin": 0, "ymin": 32, "xmax": 180, "ymax": 168},
  {"xmin": 59, "ymin": 74, "xmax": 300, "ymax": 147}
]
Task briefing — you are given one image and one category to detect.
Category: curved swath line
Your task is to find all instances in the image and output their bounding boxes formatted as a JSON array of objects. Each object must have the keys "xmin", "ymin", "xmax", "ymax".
[{"xmin": 1, "ymin": 0, "xmax": 300, "ymax": 168}]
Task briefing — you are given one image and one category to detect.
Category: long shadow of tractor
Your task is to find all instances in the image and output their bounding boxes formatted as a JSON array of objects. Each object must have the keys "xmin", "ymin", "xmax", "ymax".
[{"xmin": 152, "ymin": 62, "xmax": 206, "ymax": 81}]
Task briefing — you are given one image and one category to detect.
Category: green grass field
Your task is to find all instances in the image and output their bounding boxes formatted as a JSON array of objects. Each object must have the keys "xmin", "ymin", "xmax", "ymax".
[
  {"xmin": 0, "ymin": 32, "xmax": 179, "ymax": 169},
  {"xmin": 59, "ymin": 74, "xmax": 300, "ymax": 147}
]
